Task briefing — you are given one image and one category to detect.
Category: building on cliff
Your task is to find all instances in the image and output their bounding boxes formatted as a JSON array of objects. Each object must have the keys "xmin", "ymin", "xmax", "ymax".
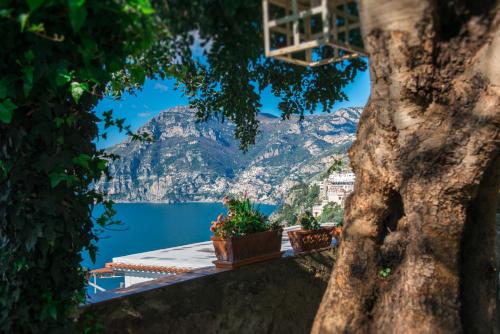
[{"xmin": 312, "ymin": 172, "xmax": 355, "ymax": 217}]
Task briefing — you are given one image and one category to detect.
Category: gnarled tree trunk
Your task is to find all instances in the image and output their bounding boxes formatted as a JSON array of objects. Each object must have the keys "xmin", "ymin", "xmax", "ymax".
[{"xmin": 312, "ymin": 0, "xmax": 500, "ymax": 333}]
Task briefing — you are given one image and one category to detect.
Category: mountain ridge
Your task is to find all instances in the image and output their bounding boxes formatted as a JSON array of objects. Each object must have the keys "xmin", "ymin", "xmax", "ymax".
[{"xmin": 97, "ymin": 106, "xmax": 362, "ymax": 204}]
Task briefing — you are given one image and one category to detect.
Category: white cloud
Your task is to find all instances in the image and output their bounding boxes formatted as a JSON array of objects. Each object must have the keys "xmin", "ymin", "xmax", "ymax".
[{"xmin": 154, "ymin": 83, "xmax": 168, "ymax": 92}]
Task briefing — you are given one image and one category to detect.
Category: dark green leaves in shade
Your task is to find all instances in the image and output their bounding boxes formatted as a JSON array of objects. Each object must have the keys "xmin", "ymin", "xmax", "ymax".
[
  {"xmin": 68, "ymin": 0, "xmax": 87, "ymax": 32},
  {"xmin": 0, "ymin": 99, "xmax": 16, "ymax": 123},
  {"xmin": 0, "ymin": 0, "xmax": 156, "ymax": 331},
  {"xmin": 27, "ymin": 0, "xmax": 45, "ymax": 12}
]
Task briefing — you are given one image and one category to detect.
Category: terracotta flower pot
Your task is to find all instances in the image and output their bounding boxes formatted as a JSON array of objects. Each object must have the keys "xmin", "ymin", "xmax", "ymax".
[
  {"xmin": 287, "ymin": 227, "xmax": 334, "ymax": 253},
  {"xmin": 211, "ymin": 229, "xmax": 283, "ymax": 269}
]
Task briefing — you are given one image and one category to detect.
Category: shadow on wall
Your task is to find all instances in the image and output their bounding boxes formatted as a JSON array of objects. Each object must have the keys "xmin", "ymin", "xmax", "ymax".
[{"xmin": 79, "ymin": 249, "xmax": 336, "ymax": 334}]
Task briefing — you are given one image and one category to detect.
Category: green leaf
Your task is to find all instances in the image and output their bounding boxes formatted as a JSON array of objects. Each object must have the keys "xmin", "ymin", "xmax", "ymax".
[
  {"xmin": 0, "ymin": 99, "xmax": 17, "ymax": 124},
  {"xmin": 68, "ymin": 0, "xmax": 87, "ymax": 32},
  {"xmin": 27, "ymin": 0, "xmax": 45, "ymax": 11},
  {"xmin": 56, "ymin": 71, "xmax": 72, "ymax": 86},
  {"xmin": 24, "ymin": 50, "xmax": 34, "ymax": 62},
  {"xmin": 72, "ymin": 154, "xmax": 91, "ymax": 169},
  {"xmin": 22, "ymin": 66, "xmax": 33, "ymax": 96},
  {"xmin": 129, "ymin": 65, "xmax": 146, "ymax": 85},
  {"xmin": 138, "ymin": 1, "xmax": 154, "ymax": 15},
  {"xmin": 68, "ymin": 0, "xmax": 85, "ymax": 6},
  {"xmin": 27, "ymin": 22, "xmax": 45, "ymax": 34},
  {"xmin": 48, "ymin": 304, "xmax": 57, "ymax": 320},
  {"xmin": 18, "ymin": 13, "xmax": 29, "ymax": 32},
  {"xmin": 65, "ymin": 114, "xmax": 77, "ymax": 127},
  {"xmin": 0, "ymin": 160, "xmax": 10, "ymax": 180},
  {"xmin": 96, "ymin": 159, "xmax": 107, "ymax": 171},
  {"xmin": 54, "ymin": 117, "xmax": 64, "ymax": 128},
  {"xmin": 0, "ymin": 9, "xmax": 13, "ymax": 18},
  {"xmin": 70, "ymin": 81, "xmax": 88, "ymax": 102},
  {"xmin": 49, "ymin": 173, "xmax": 66, "ymax": 188},
  {"xmin": 65, "ymin": 175, "xmax": 79, "ymax": 186}
]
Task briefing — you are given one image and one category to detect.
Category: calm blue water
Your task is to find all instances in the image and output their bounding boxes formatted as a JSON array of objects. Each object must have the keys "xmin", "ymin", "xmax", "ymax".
[{"xmin": 83, "ymin": 202, "xmax": 276, "ymax": 294}]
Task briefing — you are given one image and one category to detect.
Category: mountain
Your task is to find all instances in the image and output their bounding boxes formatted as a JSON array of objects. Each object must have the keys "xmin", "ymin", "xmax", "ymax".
[{"xmin": 96, "ymin": 106, "xmax": 362, "ymax": 204}]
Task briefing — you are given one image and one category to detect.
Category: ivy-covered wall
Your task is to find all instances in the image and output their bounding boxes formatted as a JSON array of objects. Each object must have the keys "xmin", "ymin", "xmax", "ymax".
[{"xmin": 0, "ymin": 1, "xmax": 156, "ymax": 332}]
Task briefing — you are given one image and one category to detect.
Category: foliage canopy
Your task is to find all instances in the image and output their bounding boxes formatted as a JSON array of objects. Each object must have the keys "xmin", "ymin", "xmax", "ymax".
[{"xmin": 154, "ymin": 0, "xmax": 367, "ymax": 150}]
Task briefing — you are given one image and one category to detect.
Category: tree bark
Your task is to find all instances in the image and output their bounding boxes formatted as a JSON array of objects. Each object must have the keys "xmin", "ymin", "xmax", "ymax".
[{"xmin": 312, "ymin": 0, "xmax": 500, "ymax": 333}]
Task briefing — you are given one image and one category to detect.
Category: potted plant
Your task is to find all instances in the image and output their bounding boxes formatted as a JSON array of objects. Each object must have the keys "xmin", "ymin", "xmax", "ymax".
[
  {"xmin": 287, "ymin": 211, "xmax": 334, "ymax": 253},
  {"xmin": 210, "ymin": 196, "xmax": 283, "ymax": 269}
]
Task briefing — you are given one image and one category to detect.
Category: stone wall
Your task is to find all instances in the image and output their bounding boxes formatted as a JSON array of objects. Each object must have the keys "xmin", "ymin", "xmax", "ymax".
[{"xmin": 79, "ymin": 249, "xmax": 336, "ymax": 333}]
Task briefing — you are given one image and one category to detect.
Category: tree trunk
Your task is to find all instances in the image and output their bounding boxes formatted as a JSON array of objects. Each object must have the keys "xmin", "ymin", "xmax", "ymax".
[{"xmin": 312, "ymin": 0, "xmax": 500, "ymax": 333}]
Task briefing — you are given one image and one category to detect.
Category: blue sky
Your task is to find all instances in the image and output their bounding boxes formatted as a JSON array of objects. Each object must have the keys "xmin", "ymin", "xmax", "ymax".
[{"xmin": 94, "ymin": 64, "xmax": 370, "ymax": 149}]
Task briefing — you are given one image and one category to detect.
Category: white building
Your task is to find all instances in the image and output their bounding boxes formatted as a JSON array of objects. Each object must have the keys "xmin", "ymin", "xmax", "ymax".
[{"xmin": 313, "ymin": 172, "xmax": 355, "ymax": 217}]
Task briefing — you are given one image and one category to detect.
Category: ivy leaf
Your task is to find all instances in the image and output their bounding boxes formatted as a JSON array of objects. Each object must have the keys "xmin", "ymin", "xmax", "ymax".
[
  {"xmin": 138, "ymin": 2, "xmax": 154, "ymax": 15},
  {"xmin": 24, "ymin": 50, "xmax": 34, "ymax": 63},
  {"xmin": 22, "ymin": 66, "xmax": 34, "ymax": 96},
  {"xmin": 27, "ymin": 0, "xmax": 45, "ymax": 11},
  {"xmin": 96, "ymin": 159, "xmax": 107, "ymax": 171},
  {"xmin": 0, "ymin": 99, "xmax": 17, "ymax": 124},
  {"xmin": 56, "ymin": 66, "xmax": 73, "ymax": 86},
  {"xmin": 68, "ymin": 0, "xmax": 87, "ymax": 33},
  {"xmin": 70, "ymin": 81, "xmax": 88, "ymax": 102},
  {"xmin": 72, "ymin": 154, "xmax": 91, "ymax": 169},
  {"xmin": 18, "ymin": 13, "xmax": 29, "ymax": 32},
  {"xmin": 65, "ymin": 114, "xmax": 77, "ymax": 127},
  {"xmin": 0, "ymin": 160, "xmax": 11, "ymax": 180},
  {"xmin": 49, "ymin": 173, "xmax": 66, "ymax": 188},
  {"xmin": 54, "ymin": 117, "xmax": 64, "ymax": 128}
]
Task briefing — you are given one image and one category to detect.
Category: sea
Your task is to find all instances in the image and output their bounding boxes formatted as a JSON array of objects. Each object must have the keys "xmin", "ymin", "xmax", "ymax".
[{"xmin": 82, "ymin": 202, "xmax": 276, "ymax": 295}]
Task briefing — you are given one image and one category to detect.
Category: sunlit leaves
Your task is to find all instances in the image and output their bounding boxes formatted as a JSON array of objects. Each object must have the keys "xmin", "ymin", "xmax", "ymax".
[
  {"xmin": 70, "ymin": 81, "xmax": 88, "ymax": 102},
  {"xmin": 56, "ymin": 69, "xmax": 73, "ymax": 86},
  {"xmin": 18, "ymin": 13, "xmax": 29, "ymax": 31}
]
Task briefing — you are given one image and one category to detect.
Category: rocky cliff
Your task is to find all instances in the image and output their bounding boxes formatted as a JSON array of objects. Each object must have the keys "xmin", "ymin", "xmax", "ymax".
[{"xmin": 97, "ymin": 106, "xmax": 361, "ymax": 204}]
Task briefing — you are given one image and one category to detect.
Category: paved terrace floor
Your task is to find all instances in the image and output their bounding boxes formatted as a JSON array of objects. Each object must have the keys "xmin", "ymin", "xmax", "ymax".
[{"xmin": 111, "ymin": 224, "xmax": 335, "ymax": 270}]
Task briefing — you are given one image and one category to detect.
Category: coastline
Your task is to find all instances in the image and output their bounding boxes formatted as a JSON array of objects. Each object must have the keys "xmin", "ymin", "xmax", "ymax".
[{"xmin": 107, "ymin": 199, "xmax": 279, "ymax": 206}]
